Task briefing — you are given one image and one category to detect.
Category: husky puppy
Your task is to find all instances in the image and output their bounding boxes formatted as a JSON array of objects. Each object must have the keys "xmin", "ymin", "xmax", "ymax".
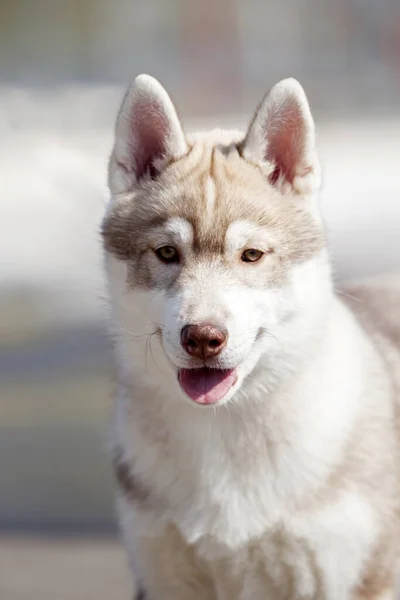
[{"xmin": 102, "ymin": 74, "xmax": 400, "ymax": 600}]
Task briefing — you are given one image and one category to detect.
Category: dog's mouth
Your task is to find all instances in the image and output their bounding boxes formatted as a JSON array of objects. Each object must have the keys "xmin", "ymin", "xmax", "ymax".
[{"xmin": 178, "ymin": 367, "xmax": 238, "ymax": 405}]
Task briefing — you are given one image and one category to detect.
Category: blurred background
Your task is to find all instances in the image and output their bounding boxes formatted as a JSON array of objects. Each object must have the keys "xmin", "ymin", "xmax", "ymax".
[{"xmin": 1, "ymin": 1, "xmax": 400, "ymax": 597}]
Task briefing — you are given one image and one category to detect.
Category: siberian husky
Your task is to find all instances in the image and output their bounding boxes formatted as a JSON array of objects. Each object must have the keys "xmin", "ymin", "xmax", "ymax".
[{"xmin": 101, "ymin": 74, "xmax": 400, "ymax": 599}]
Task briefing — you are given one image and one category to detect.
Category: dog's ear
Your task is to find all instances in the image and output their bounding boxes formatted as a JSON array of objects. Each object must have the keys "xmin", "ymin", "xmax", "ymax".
[
  {"xmin": 109, "ymin": 74, "xmax": 187, "ymax": 193},
  {"xmin": 241, "ymin": 78, "xmax": 320, "ymax": 196}
]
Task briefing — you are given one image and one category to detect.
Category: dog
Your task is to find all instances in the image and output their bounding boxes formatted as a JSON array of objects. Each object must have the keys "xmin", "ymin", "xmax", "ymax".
[{"xmin": 101, "ymin": 74, "xmax": 400, "ymax": 599}]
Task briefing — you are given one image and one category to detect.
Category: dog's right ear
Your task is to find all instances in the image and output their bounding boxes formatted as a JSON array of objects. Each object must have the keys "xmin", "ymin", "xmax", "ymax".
[
  {"xmin": 109, "ymin": 74, "xmax": 187, "ymax": 194},
  {"xmin": 241, "ymin": 78, "xmax": 320, "ymax": 196}
]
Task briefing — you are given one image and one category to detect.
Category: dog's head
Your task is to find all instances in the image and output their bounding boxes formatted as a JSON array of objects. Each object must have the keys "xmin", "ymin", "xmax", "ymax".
[{"xmin": 102, "ymin": 75, "xmax": 331, "ymax": 406}]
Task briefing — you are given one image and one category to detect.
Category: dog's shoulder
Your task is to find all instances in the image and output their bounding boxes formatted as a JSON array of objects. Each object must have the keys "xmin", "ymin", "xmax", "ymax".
[
  {"xmin": 341, "ymin": 274, "xmax": 400, "ymax": 349},
  {"xmin": 340, "ymin": 275, "xmax": 400, "ymax": 415}
]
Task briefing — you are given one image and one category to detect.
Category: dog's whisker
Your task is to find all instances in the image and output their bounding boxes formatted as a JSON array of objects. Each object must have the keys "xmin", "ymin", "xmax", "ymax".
[
  {"xmin": 148, "ymin": 331, "xmax": 167, "ymax": 376},
  {"xmin": 118, "ymin": 324, "xmax": 163, "ymax": 339},
  {"xmin": 334, "ymin": 288, "xmax": 362, "ymax": 302}
]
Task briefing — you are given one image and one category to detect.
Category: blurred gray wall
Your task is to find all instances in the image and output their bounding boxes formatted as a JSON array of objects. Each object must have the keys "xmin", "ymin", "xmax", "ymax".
[{"xmin": 1, "ymin": 0, "xmax": 400, "ymax": 115}]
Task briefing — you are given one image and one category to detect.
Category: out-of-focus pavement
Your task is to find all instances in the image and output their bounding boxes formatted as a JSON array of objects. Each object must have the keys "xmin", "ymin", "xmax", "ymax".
[{"xmin": 0, "ymin": 537, "xmax": 132, "ymax": 600}]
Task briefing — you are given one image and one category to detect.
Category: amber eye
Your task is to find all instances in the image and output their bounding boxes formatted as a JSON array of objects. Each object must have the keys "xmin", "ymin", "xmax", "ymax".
[
  {"xmin": 155, "ymin": 246, "xmax": 179, "ymax": 264},
  {"xmin": 241, "ymin": 249, "xmax": 264, "ymax": 263}
]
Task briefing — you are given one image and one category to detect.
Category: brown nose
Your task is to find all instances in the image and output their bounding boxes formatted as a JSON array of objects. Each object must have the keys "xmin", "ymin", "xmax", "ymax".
[{"xmin": 181, "ymin": 323, "xmax": 228, "ymax": 359}]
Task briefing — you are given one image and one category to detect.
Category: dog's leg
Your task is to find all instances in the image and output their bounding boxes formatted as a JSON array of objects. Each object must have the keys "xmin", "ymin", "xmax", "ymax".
[
  {"xmin": 119, "ymin": 499, "xmax": 216, "ymax": 600},
  {"xmin": 353, "ymin": 590, "xmax": 395, "ymax": 600},
  {"xmin": 136, "ymin": 526, "xmax": 216, "ymax": 600}
]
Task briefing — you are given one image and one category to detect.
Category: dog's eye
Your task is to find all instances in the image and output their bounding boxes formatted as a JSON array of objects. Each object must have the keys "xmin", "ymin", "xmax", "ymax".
[
  {"xmin": 155, "ymin": 246, "xmax": 179, "ymax": 264},
  {"xmin": 241, "ymin": 249, "xmax": 264, "ymax": 263}
]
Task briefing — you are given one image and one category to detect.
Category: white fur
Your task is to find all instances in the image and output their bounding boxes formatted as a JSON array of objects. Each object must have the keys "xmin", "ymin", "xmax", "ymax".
[
  {"xmin": 163, "ymin": 216, "xmax": 193, "ymax": 246},
  {"xmin": 225, "ymin": 220, "xmax": 275, "ymax": 253}
]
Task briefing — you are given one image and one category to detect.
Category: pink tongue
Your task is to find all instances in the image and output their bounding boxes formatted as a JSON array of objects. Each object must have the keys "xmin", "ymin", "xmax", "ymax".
[{"xmin": 179, "ymin": 368, "xmax": 237, "ymax": 404}]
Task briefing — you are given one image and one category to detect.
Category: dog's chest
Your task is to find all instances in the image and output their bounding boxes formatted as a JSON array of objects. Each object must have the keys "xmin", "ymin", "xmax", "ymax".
[
  {"xmin": 205, "ymin": 513, "xmax": 371, "ymax": 600},
  {"xmin": 210, "ymin": 491, "xmax": 376, "ymax": 599},
  {"xmin": 206, "ymin": 529, "xmax": 326, "ymax": 600},
  {"xmin": 123, "ymin": 402, "xmax": 377, "ymax": 600},
  {"xmin": 186, "ymin": 468, "xmax": 375, "ymax": 600},
  {"xmin": 128, "ymin": 405, "xmax": 285, "ymax": 543}
]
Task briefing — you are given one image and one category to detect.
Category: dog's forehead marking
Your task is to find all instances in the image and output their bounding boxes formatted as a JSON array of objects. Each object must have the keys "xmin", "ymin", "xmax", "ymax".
[
  {"xmin": 165, "ymin": 148, "xmax": 278, "ymax": 255},
  {"xmin": 225, "ymin": 221, "xmax": 271, "ymax": 252},
  {"xmin": 163, "ymin": 217, "xmax": 193, "ymax": 245}
]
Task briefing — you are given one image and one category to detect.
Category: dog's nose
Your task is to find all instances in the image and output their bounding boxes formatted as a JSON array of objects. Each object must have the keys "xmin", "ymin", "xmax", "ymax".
[{"xmin": 180, "ymin": 323, "xmax": 228, "ymax": 359}]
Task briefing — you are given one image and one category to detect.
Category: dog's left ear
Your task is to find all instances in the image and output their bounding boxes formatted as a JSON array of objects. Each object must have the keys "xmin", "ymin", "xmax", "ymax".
[
  {"xmin": 241, "ymin": 78, "xmax": 320, "ymax": 196},
  {"xmin": 109, "ymin": 74, "xmax": 187, "ymax": 194}
]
